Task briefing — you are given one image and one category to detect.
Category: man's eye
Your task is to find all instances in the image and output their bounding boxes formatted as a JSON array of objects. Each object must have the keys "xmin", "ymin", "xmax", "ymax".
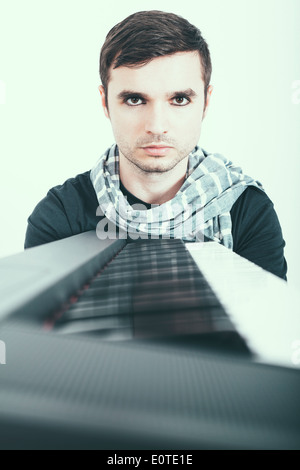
[
  {"xmin": 172, "ymin": 96, "xmax": 190, "ymax": 106},
  {"xmin": 126, "ymin": 97, "xmax": 144, "ymax": 106}
]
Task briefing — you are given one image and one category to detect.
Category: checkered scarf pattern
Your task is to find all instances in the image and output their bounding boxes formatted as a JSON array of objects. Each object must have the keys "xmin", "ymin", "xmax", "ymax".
[{"xmin": 90, "ymin": 144, "xmax": 263, "ymax": 248}]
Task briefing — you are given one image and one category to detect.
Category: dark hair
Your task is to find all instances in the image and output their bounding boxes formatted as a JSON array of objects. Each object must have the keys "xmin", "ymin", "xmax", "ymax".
[{"xmin": 99, "ymin": 10, "xmax": 212, "ymax": 107}]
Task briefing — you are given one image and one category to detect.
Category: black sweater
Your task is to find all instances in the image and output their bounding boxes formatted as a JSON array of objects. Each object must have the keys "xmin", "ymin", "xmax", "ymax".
[{"xmin": 24, "ymin": 171, "xmax": 287, "ymax": 280}]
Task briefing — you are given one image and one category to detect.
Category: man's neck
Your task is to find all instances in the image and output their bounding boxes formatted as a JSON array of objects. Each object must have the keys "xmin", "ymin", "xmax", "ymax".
[{"xmin": 119, "ymin": 155, "xmax": 188, "ymax": 205}]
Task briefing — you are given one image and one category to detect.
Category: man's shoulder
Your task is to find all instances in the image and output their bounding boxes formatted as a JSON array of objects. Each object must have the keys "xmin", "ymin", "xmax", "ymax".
[
  {"xmin": 41, "ymin": 169, "xmax": 100, "ymax": 221},
  {"xmin": 25, "ymin": 171, "xmax": 99, "ymax": 248},
  {"xmin": 230, "ymin": 185, "xmax": 276, "ymax": 236},
  {"xmin": 48, "ymin": 170, "xmax": 96, "ymax": 202},
  {"xmin": 231, "ymin": 185, "xmax": 273, "ymax": 216}
]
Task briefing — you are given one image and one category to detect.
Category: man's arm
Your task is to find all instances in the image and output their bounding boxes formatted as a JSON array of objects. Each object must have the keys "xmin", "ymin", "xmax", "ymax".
[
  {"xmin": 230, "ymin": 187, "xmax": 287, "ymax": 280},
  {"xmin": 24, "ymin": 172, "xmax": 100, "ymax": 249},
  {"xmin": 24, "ymin": 190, "xmax": 73, "ymax": 249}
]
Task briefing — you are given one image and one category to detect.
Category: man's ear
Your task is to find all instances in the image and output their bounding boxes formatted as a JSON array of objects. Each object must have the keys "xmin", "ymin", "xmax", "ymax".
[
  {"xmin": 203, "ymin": 85, "xmax": 213, "ymax": 119},
  {"xmin": 98, "ymin": 85, "xmax": 110, "ymax": 119}
]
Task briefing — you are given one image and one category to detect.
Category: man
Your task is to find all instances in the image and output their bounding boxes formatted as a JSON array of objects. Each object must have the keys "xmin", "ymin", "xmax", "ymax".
[{"xmin": 24, "ymin": 10, "xmax": 287, "ymax": 280}]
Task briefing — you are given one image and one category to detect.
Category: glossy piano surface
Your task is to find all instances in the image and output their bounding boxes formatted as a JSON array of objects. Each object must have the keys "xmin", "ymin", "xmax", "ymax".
[{"xmin": 0, "ymin": 231, "xmax": 299, "ymax": 449}]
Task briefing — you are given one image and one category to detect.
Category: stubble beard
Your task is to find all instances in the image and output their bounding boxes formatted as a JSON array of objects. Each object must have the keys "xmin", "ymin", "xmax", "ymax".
[{"xmin": 117, "ymin": 139, "xmax": 195, "ymax": 175}]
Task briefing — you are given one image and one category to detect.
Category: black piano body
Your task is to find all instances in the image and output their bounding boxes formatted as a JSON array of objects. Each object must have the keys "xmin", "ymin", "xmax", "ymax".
[{"xmin": 0, "ymin": 231, "xmax": 299, "ymax": 449}]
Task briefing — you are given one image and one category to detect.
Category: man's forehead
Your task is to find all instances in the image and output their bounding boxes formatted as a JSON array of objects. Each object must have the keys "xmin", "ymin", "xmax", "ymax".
[{"xmin": 108, "ymin": 51, "xmax": 204, "ymax": 91}]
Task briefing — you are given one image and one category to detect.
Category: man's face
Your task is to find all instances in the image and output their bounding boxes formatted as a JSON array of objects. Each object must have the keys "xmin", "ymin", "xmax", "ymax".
[{"xmin": 99, "ymin": 51, "xmax": 212, "ymax": 174}]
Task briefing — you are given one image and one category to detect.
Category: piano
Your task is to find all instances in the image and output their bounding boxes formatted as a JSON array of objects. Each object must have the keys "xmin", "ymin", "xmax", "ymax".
[{"xmin": 0, "ymin": 231, "xmax": 299, "ymax": 449}]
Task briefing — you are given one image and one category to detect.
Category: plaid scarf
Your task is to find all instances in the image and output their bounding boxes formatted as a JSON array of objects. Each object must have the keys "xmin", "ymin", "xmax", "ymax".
[{"xmin": 90, "ymin": 144, "xmax": 263, "ymax": 248}]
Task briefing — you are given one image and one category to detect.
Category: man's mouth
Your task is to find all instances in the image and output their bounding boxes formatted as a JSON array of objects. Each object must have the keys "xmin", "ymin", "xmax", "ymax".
[{"xmin": 140, "ymin": 144, "xmax": 173, "ymax": 156}]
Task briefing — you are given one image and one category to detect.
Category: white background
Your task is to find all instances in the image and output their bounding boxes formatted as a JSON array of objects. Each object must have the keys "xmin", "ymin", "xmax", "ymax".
[{"xmin": 0, "ymin": 0, "xmax": 299, "ymax": 288}]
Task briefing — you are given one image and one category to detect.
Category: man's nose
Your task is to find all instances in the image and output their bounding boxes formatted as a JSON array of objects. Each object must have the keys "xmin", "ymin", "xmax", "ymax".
[{"xmin": 144, "ymin": 103, "xmax": 169, "ymax": 135}]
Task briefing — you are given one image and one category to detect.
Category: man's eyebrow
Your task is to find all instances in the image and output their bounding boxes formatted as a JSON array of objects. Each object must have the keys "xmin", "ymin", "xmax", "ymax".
[
  {"xmin": 167, "ymin": 88, "xmax": 197, "ymax": 99},
  {"xmin": 116, "ymin": 90, "xmax": 146, "ymax": 100},
  {"xmin": 116, "ymin": 88, "xmax": 198, "ymax": 100}
]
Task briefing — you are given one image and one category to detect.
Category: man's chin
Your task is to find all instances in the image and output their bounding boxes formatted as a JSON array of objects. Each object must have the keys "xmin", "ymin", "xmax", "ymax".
[
  {"xmin": 133, "ymin": 159, "xmax": 180, "ymax": 174},
  {"xmin": 120, "ymin": 148, "xmax": 189, "ymax": 174}
]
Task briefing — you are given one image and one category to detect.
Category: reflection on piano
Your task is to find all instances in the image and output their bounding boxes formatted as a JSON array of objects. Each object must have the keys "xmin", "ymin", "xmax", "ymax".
[{"xmin": 0, "ymin": 231, "xmax": 299, "ymax": 449}]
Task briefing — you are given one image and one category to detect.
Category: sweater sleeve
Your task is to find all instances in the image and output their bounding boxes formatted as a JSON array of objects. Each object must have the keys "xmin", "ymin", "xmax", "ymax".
[
  {"xmin": 230, "ymin": 187, "xmax": 287, "ymax": 280},
  {"xmin": 24, "ymin": 189, "xmax": 73, "ymax": 249},
  {"xmin": 24, "ymin": 172, "xmax": 101, "ymax": 249}
]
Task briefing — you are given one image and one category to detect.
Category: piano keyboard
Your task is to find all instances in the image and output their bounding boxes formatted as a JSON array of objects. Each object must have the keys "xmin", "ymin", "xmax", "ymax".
[
  {"xmin": 0, "ymin": 230, "xmax": 299, "ymax": 368},
  {"xmin": 0, "ymin": 231, "xmax": 299, "ymax": 449},
  {"xmin": 45, "ymin": 239, "xmax": 247, "ymax": 353}
]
